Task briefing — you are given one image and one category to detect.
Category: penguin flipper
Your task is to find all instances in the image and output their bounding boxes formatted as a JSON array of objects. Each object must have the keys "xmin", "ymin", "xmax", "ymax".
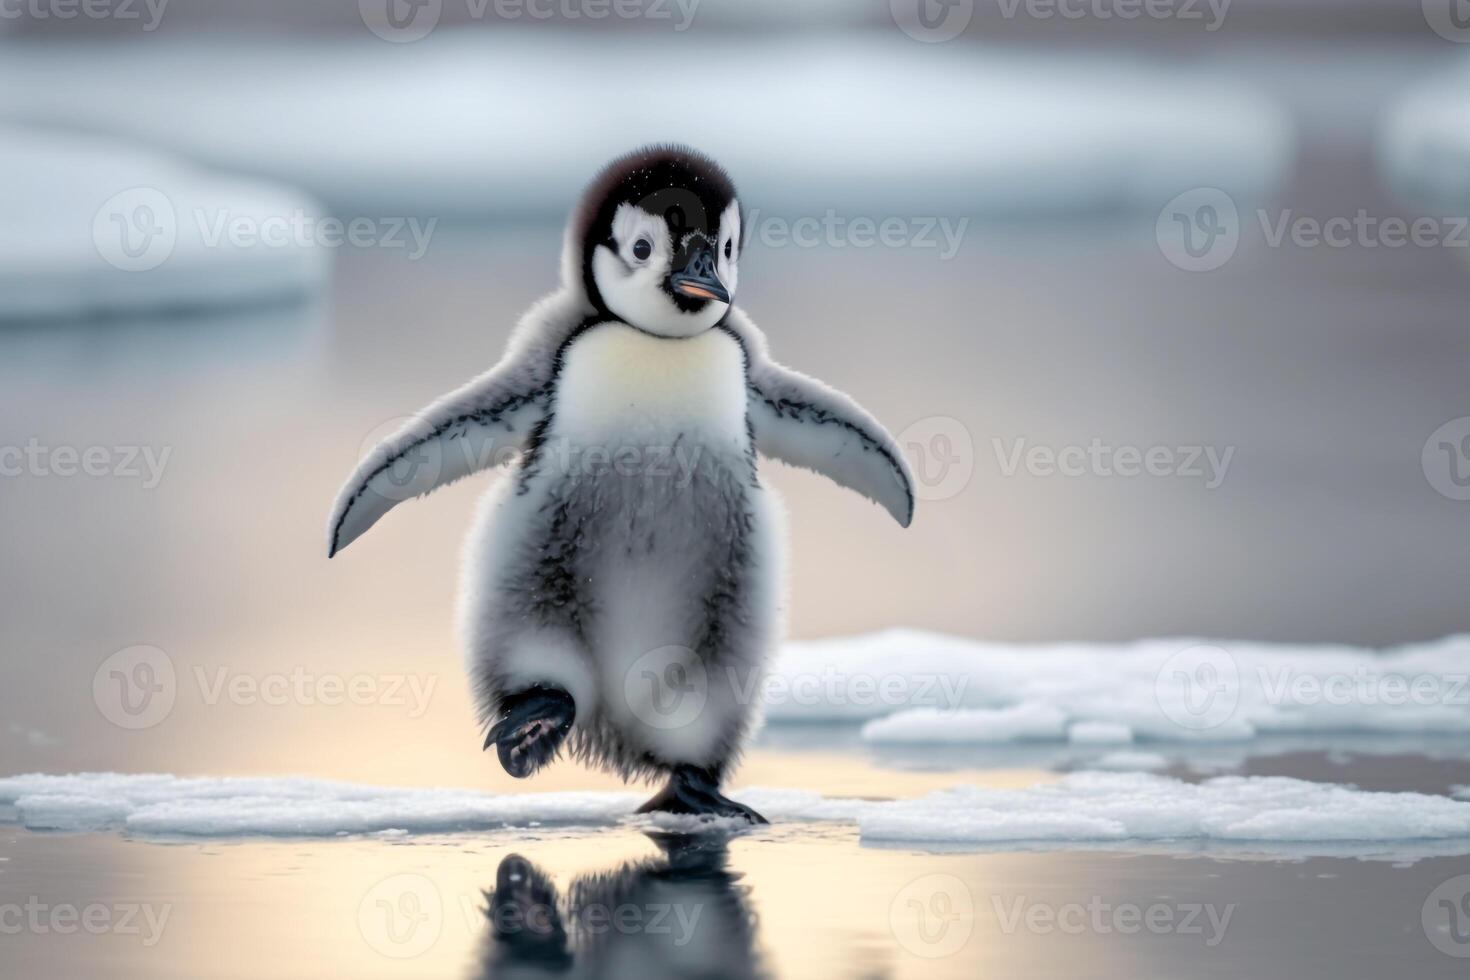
[
  {"xmin": 722, "ymin": 311, "xmax": 914, "ymax": 527},
  {"xmin": 326, "ymin": 350, "xmax": 550, "ymax": 557}
]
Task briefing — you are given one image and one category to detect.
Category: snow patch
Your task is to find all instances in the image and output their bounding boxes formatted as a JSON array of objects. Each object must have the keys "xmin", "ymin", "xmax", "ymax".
[
  {"xmin": 6, "ymin": 772, "xmax": 1470, "ymax": 863},
  {"xmin": 858, "ymin": 772, "xmax": 1470, "ymax": 849},
  {"xmin": 767, "ymin": 630, "xmax": 1470, "ymax": 742},
  {"xmin": 0, "ymin": 127, "xmax": 325, "ymax": 320},
  {"xmin": 860, "ymin": 703, "xmax": 1067, "ymax": 744},
  {"xmin": 1380, "ymin": 67, "xmax": 1470, "ymax": 213},
  {"xmin": 0, "ymin": 773, "xmax": 639, "ymax": 835}
]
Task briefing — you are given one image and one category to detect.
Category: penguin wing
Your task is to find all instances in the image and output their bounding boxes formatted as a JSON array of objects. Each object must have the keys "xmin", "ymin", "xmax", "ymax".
[
  {"xmin": 327, "ymin": 345, "xmax": 555, "ymax": 558},
  {"xmin": 328, "ymin": 290, "xmax": 599, "ymax": 557},
  {"xmin": 723, "ymin": 311, "xmax": 915, "ymax": 528}
]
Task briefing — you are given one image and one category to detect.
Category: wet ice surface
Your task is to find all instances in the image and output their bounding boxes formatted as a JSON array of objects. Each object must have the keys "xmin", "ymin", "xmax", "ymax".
[
  {"xmin": 7, "ymin": 733, "xmax": 1470, "ymax": 979},
  {"xmin": 10, "ymin": 767, "xmax": 1470, "ymax": 862},
  {"xmin": 3, "ymin": 754, "xmax": 1470, "ymax": 980}
]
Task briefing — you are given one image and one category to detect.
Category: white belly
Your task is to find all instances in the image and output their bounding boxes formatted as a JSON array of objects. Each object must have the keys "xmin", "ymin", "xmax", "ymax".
[{"xmin": 552, "ymin": 321, "xmax": 748, "ymax": 454}]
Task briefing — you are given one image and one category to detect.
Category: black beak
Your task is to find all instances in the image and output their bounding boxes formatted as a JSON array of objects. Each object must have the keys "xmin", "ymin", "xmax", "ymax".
[{"xmin": 669, "ymin": 240, "xmax": 730, "ymax": 304}]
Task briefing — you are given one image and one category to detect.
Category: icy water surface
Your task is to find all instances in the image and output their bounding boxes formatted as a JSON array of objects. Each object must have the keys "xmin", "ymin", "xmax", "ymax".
[
  {"xmin": 5, "ymin": 742, "xmax": 1470, "ymax": 979},
  {"xmin": 4, "ymin": 781, "xmax": 1470, "ymax": 980}
]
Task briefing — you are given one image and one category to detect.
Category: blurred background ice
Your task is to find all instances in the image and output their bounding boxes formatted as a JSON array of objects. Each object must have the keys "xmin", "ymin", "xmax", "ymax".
[{"xmin": 3, "ymin": 0, "xmax": 1470, "ymax": 789}]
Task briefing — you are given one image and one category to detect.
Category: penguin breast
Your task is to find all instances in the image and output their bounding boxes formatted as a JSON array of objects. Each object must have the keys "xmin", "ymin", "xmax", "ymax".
[{"xmin": 553, "ymin": 322, "xmax": 748, "ymax": 450}]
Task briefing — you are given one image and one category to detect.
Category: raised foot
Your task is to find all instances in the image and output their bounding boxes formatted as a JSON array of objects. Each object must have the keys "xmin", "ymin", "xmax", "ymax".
[
  {"xmin": 637, "ymin": 765, "xmax": 768, "ymax": 825},
  {"xmin": 485, "ymin": 687, "xmax": 575, "ymax": 778}
]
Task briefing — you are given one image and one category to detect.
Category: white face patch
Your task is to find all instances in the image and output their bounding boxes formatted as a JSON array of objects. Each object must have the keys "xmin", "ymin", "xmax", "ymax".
[{"xmin": 591, "ymin": 200, "xmax": 740, "ymax": 338}]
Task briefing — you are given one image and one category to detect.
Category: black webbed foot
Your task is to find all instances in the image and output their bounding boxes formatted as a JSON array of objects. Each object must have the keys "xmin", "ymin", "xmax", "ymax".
[
  {"xmin": 484, "ymin": 687, "xmax": 575, "ymax": 778},
  {"xmin": 637, "ymin": 765, "xmax": 768, "ymax": 824}
]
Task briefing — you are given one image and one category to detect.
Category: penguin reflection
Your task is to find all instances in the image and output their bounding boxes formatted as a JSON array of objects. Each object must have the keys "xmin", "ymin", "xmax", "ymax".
[{"xmin": 476, "ymin": 834, "xmax": 763, "ymax": 979}]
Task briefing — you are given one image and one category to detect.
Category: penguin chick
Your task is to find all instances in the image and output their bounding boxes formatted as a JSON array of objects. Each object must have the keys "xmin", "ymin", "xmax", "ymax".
[{"xmin": 327, "ymin": 145, "xmax": 914, "ymax": 823}]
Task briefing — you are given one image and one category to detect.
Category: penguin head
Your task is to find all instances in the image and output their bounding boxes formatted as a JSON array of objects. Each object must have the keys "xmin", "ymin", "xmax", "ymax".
[{"xmin": 571, "ymin": 145, "xmax": 742, "ymax": 338}]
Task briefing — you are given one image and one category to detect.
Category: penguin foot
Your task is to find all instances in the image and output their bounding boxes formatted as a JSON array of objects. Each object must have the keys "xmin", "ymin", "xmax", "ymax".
[
  {"xmin": 485, "ymin": 854, "xmax": 570, "ymax": 962},
  {"xmin": 636, "ymin": 765, "xmax": 768, "ymax": 825},
  {"xmin": 485, "ymin": 687, "xmax": 575, "ymax": 778}
]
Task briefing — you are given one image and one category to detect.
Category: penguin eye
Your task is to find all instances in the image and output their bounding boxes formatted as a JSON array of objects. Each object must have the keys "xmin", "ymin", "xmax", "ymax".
[
  {"xmin": 632, "ymin": 238, "xmax": 652, "ymax": 261},
  {"xmin": 724, "ymin": 240, "xmax": 733, "ymax": 260}
]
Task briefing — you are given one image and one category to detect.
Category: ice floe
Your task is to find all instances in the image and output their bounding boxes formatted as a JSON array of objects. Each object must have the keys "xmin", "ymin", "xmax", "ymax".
[
  {"xmin": 0, "ymin": 773, "xmax": 639, "ymax": 835},
  {"xmin": 6, "ymin": 771, "xmax": 1470, "ymax": 863},
  {"xmin": 1379, "ymin": 65, "xmax": 1470, "ymax": 212},
  {"xmin": 0, "ymin": 127, "xmax": 325, "ymax": 320},
  {"xmin": 1085, "ymin": 751, "xmax": 1169, "ymax": 771},
  {"xmin": 765, "ymin": 630, "xmax": 1470, "ymax": 743},
  {"xmin": 860, "ymin": 703, "xmax": 1068, "ymax": 744},
  {"xmin": 0, "ymin": 36, "xmax": 1291, "ymax": 216},
  {"xmin": 857, "ymin": 772, "xmax": 1470, "ymax": 851}
]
